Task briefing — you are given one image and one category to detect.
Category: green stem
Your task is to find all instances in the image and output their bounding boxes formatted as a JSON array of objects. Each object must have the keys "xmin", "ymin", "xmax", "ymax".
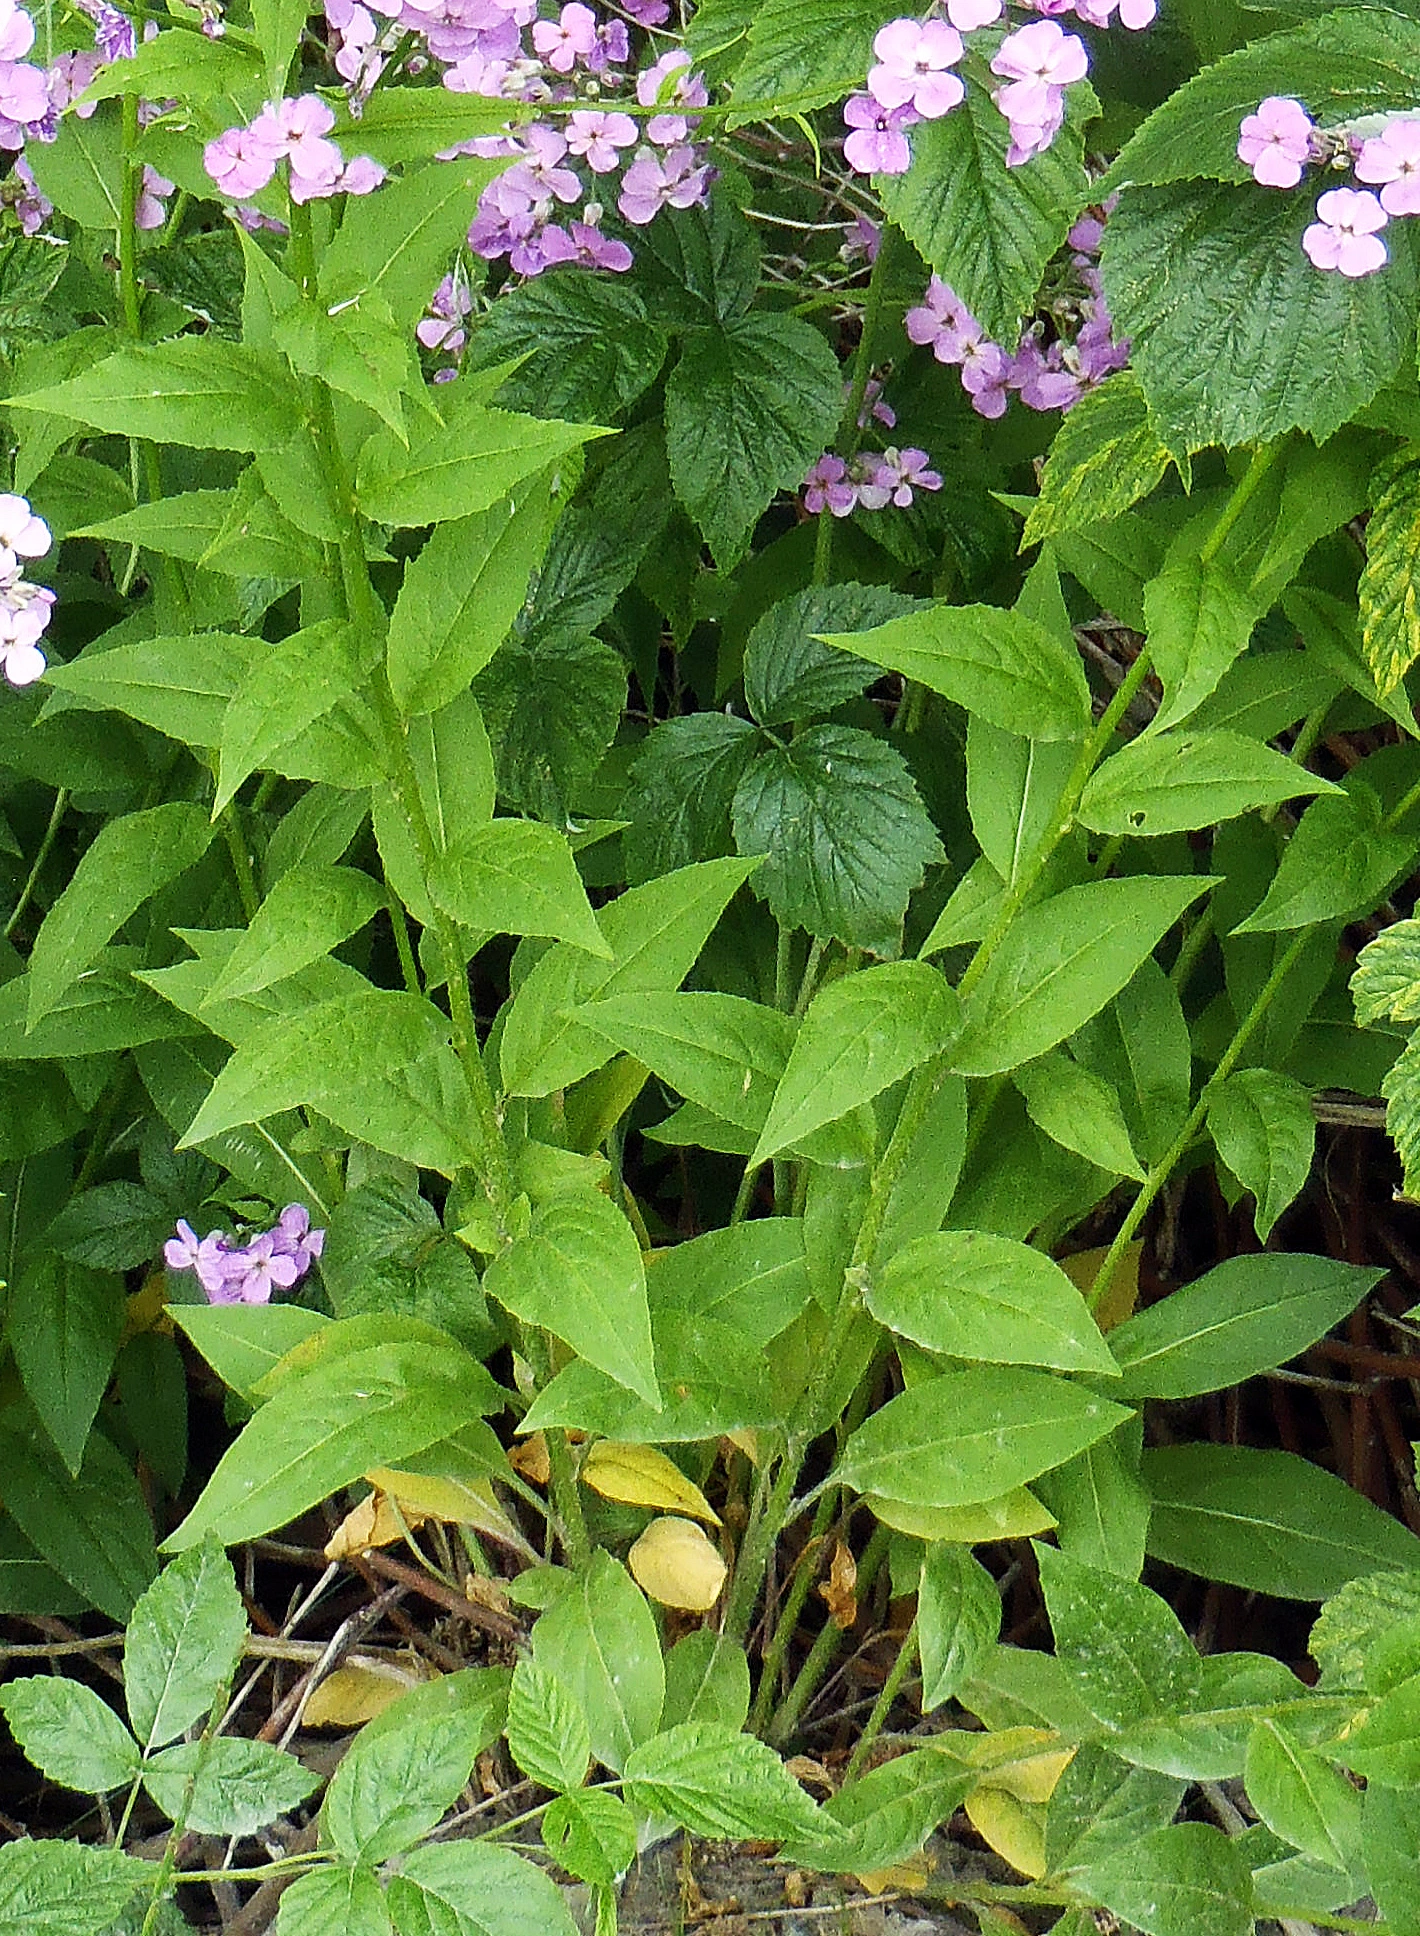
[
  {"xmin": 1385, "ymin": 768, "xmax": 1420, "ymax": 831},
  {"xmin": 766, "ymin": 1520, "xmax": 891, "ymax": 1748},
  {"xmin": 792, "ymin": 937, "xmax": 827, "ymax": 1019},
  {"xmin": 1087, "ymin": 927, "xmax": 1310, "ymax": 1312},
  {"xmin": 843, "ymin": 1614, "xmax": 917, "ymax": 1781},
  {"xmin": 118, "ymin": 94, "xmax": 143, "ymax": 340},
  {"xmin": 544, "ymin": 1425, "xmax": 591, "ymax": 1570},
  {"xmin": 748, "ymin": 1490, "xmax": 838, "ymax": 1735},
  {"xmin": 812, "ymin": 232, "xmax": 894, "ymax": 588},
  {"xmin": 5, "ymin": 786, "xmax": 67, "ymax": 941},
  {"xmin": 221, "ymin": 809, "xmax": 260, "ymax": 923},
  {"xmin": 1202, "ymin": 439, "xmax": 1285, "ymax": 569}
]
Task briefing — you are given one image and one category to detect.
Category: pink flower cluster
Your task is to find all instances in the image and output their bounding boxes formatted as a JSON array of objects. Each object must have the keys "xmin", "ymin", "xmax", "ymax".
[
  {"xmin": 0, "ymin": 0, "xmax": 51, "ymax": 152},
  {"xmin": 164, "ymin": 1204, "xmax": 326, "ymax": 1305},
  {"xmin": 904, "ymin": 206, "xmax": 1128, "ymax": 419},
  {"xmin": 0, "ymin": 491, "xmax": 53, "ymax": 687},
  {"xmin": 1237, "ymin": 97, "xmax": 1420, "ymax": 279},
  {"xmin": 842, "ymin": 3, "xmax": 1153, "ymax": 180},
  {"xmin": 203, "ymin": 93, "xmax": 384, "ymax": 205},
  {"xmin": 802, "ymin": 445, "xmax": 943, "ymax": 517}
]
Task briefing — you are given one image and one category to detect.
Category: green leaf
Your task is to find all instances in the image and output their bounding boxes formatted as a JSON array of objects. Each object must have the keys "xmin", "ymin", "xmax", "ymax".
[
  {"xmin": 662, "ymin": 1628, "xmax": 751, "ymax": 1733},
  {"xmin": 428, "ymin": 821, "xmax": 609, "ymax": 957},
  {"xmin": 1354, "ymin": 917, "xmax": 1420, "ymax": 1024},
  {"xmin": 319, "ymin": 154, "xmax": 510, "ymax": 331},
  {"xmin": 272, "ymin": 296, "xmax": 415, "ymax": 442},
  {"xmin": 918, "ymin": 1546, "xmax": 1001, "ymax": 1714},
  {"xmin": 1142, "ymin": 551, "xmax": 1273, "ymax": 733},
  {"xmin": 356, "ymin": 394, "xmax": 604, "ymax": 527},
  {"xmin": 951, "ymin": 875, "xmax": 1213, "ymax": 1077},
  {"xmin": 8, "ymin": 1259, "xmax": 121, "ymax": 1472},
  {"xmin": 1363, "ymin": 1784, "xmax": 1420, "ymax": 1935},
  {"xmin": 1103, "ymin": 177, "xmax": 1417, "ymax": 450},
  {"xmin": 250, "ymin": 0, "xmax": 306, "ymax": 91},
  {"xmin": 180, "ymin": 989, "xmax": 485, "ymax": 1178},
  {"xmin": 1015, "ymin": 1051, "xmax": 1145, "ymax": 1181},
  {"xmin": 483, "ymin": 1192, "xmax": 658, "ymax": 1407},
  {"xmin": 866, "ymin": 1230, "xmax": 1118, "ymax": 1376},
  {"xmin": 1207, "ymin": 1068, "xmax": 1317, "ymax": 1242},
  {"xmin": 541, "ymin": 1790, "xmax": 637, "ymax": 1888},
  {"xmin": 330, "ymin": 86, "xmax": 516, "ymax": 167},
  {"xmin": 1360, "ymin": 445, "xmax": 1420, "ymax": 700},
  {"xmin": 44, "ymin": 631, "xmax": 253, "ymax": 747},
  {"xmin": 0, "ymin": 1841, "xmax": 150, "ymax": 1936},
  {"xmin": 731, "ymin": 725, "xmax": 942, "ymax": 954},
  {"xmin": 203, "ymin": 865, "xmax": 385, "ymax": 1006},
  {"xmin": 780, "ymin": 1747, "xmax": 972, "ymax": 1873},
  {"xmin": 164, "ymin": 1338, "xmax": 499, "ymax": 1552},
  {"xmin": 1312, "ymin": 1571, "xmax": 1420, "ymax": 1692},
  {"xmin": 25, "ymin": 803, "xmax": 213, "ymax": 1030},
  {"xmin": 835, "ymin": 1370, "xmax": 1131, "ymax": 1508},
  {"xmin": 74, "ymin": 27, "xmax": 261, "ymax": 103},
  {"xmin": 124, "ymin": 1536, "xmax": 248, "ymax": 1752},
  {"xmin": 1144, "ymin": 1444, "xmax": 1420, "ymax": 1599},
  {"xmin": 474, "ymin": 628, "xmax": 626, "ymax": 825},
  {"xmin": 24, "ymin": 102, "xmax": 123, "ymax": 230},
  {"xmin": 9, "ymin": 339, "xmax": 301, "ymax": 451},
  {"xmin": 1038, "ymin": 1545, "xmax": 1202, "ymax": 1730},
  {"xmin": 878, "ymin": 79, "xmax": 1088, "ymax": 344},
  {"xmin": 623, "ymin": 714, "xmax": 762, "ymax": 883},
  {"xmin": 271, "ymin": 1866, "xmax": 394, "ymax": 1936},
  {"xmin": 743, "ymin": 583, "xmax": 912, "ymax": 728},
  {"xmin": 1045, "ymin": 1745, "xmax": 1186, "ymax": 1877},
  {"xmin": 465, "ymin": 273, "xmax": 668, "ymax": 422},
  {"xmin": 623, "ymin": 1722, "xmax": 823, "ymax": 1840},
  {"xmin": 372, "ymin": 691, "xmax": 495, "ymax": 925},
  {"xmin": 507, "ymin": 1658, "xmax": 591, "ymax": 1793},
  {"xmin": 1110, "ymin": 1253, "xmax": 1378, "ymax": 1403},
  {"xmin": 143, "ymin": 1737, "xmax": 319, "ymax": 1835},
  {"xmin": 1022, "ymin": 374, "xmax": 1174, "ymax": 547},
  {"xmin": 500, "ymin": 856, "xmax": 758, "ymax": 1097},
  {"xmin": 1384, "ymin": 1035, "xmax": 1420, "ymax": 1200},
  {"xmin": 0, "ymin": 1676, "xmax": 139, "ymax": 1793},
  {"xmin": 578, "ymin": 992, "xmax": 790, "ymax": 1134},
  {"xmin": 530, "ymin": 1551, "xmax": 664, "ymax": 1773},
  {"xmin": 726, "ymin": 0, "xmax": 899, "ymax": 114},
  {"xmin": 216, "ymin": 619, "xmax": 384, "ymax": 815},
  {"xmin": 1035, "ymin": 1424, "xmax": 1151, "ymax": 1582},
  {"xmin": 386, "ymin": 1843, "xmax": 580, "ymax": 1936},
  {"xmin": 0, "ymin": 1423, "xmax": 155, "ymax": 1620},
  {"xmin": 1079, "ymin": 728, "xmax": 1331, "ymax": 836},
  {"xmin": 1245, "ymin": 1720, "xmax": 1362, "ymax": 1872},
  {"xmin": 1077, "ymin": 1822, "xmax": 1255, "ymax": 1936},
  {"xmin": 752, "ymin": 962, "xmax": 958, "ymax": 1164},
  {"xmin": 665, "ymin": 311, "xmax": 839, "ymax": 567},
  {"xmin": 323, "ymin": 1702, "xmax": 492, "ymax": 1864},
  {"xmin": 825, "ymin": 602, "xmax": 1091, "ymax": 741},
  {"xmin": 1233, "ymin": 787, "xmax": 1417, "ymax": 934},
  {"xmin": 387, "ymin": 485, "xmax": 555, "ymax": 717}
]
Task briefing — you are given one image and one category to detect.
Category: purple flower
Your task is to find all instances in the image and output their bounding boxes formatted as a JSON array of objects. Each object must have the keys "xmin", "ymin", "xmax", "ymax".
[
  {"xmin": 636, "ymin": 48, "xmax": 707, "ymax": 145},
  {"xmin": 46, "ymin": 49, "xmax": 103, "ymax": 117},
  {"xmin": 855, "ymin": 374, "xmax": 896, "ymax": 430},
  {"xmin": 842, "ymin": 92, "xmax": 917, "ymax": 175},
  {"xmin": 904, "ymin": 274, "xmax": 979, "ymax": 363},
  {"xmin": 221, "ymin": 1231, "xmax": 300, "ymax": 1305},
  {"xmin": 339, "ymin": 152, "xmax": 385, "ymax": 194},
  {"xmin": 540, "ymin": 213, "xmax": 633, "ymax": 271},
  {"xmin": 990, "ymin": 19, "xmax": 1087, "ymax": 143},
  {"xmin": 856, "ymin": 446, "xmax": 942, "ymax": 510},
  {"xmin": 271, "ymin": 1203, "xmax": 326, "ymax": 1275},
  {"xmin": 1303, "ymin": 185, "xmax": 1388, "ymax": 276},
  {"xmin": 1356, "ymin": 119, "xmax": 1420, "ymax": 218},
  {"xmin": 803, "ymin": 452, "xmax": 858, "ymax": 517},
  {"xmin": 417, "ymin": 272, "xmax": 472, "ymax": 351},
  {"xmin": 1009, "ymin": 337, "xmax": 1082, "ymax": 412},
  {"xmin": 203, "ymin": 123, "xmax": 281, "ymax": 198},
  {"xmin": 587, "ymin": 17, "xmax": 628, "ymax": 70},
  {"xmin": 842, "ymin": 214, "xmax": 880, "ymax": 264},
  {"xmin": 867, "ymin": 17, "xmax": 964, "ymax": 120},
  {"xmin": 0, "ymin": 54, "xmax": 48, "ymax": 134},
  {"xmin": 960, "ymin": 337, "xmax": 1012, "ymax": 418},
  {"xmin": 88, "ymin": 2, "xmax": 136, "ymax": 60},
  {"xmin": 620, "ymin": 0, "xmax": 669, "ymax": 20},
  {"xmin": 0, "ymin": 492, "xmax": 50, "ymax": 558},
  {"xmin": 164, "ymin": 1220, "xmax": 239, "ymax": 1298},
  {"xmin": 617, "ymin": 142, "xmax": 712, "ymax": 223},
  {"xmin": 565, "ymin": 106, "xmax": 638, "ymax": 173},
  {"xmin": 946, "ymin": 0, "xmax": 1001, "ymax": 23},
  {"xmin": 531, "ymin": 1, "xmax": 596, "ymax": 72},
  {"xmin": 1237, "ymin": 96, "xmax": 1314, "ymax": 190}
]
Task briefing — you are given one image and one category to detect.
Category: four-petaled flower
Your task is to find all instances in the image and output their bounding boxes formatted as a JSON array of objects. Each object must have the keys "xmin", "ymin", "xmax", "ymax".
[
  {"xmin": 1302, "ymin": 184, "xmax": 1389, "ymax": 277},
  {"xmin": 1356, "ymin": 118, "xmax": 1420, "ymax": 217},
  {"xmin": 1237, "ymin": 95, "xmax": 1315, "ymax": 189}
]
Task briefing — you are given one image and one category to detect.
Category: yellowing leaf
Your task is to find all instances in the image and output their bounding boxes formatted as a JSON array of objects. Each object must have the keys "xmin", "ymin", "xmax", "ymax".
[
  {"xmin": 1361, "ymin": 448, "xmax": 1420, "ymax": 698},
  {"xmin": 1060, "ymin": 1241, "xmax": 1142, "ymax": 1332},
  {"xmin": 867, "ymin": 1490, "xmax": 1055, "ymax": 1542},
  {"xmin": 325, "ymin": 1489, "xmax": 412, "ymax": 1559},
  {"xmin": 510, "ymin": 1432, "xmax": 551, "ymax": 1484},
  {"xmin": 303, "ymin": 1661, "xmax": 428, "ymax": 1728},
  {"xmin": 954, "ymin": 1728, "xmax": 1073, "ymax": 1805},
  {"xmin": 964, "ymin": 1786, "xmax": 1047, "ymax": 1880},
  {"xmin": 854, "ymin": 1852, "xmax": 935, "ymax": 1895},
  {"xmin": 581, "ymin": 1440, "xmax": 721, "ymax": 1526},
  {"xmin": 368, "ymin": 1465, "xmax": 529, "ymax": 1553},
  {"xmin": 122, "ymin": 1274, "xmax": 171, "ymax": 1346},
  {"xmin": 819, "ymin": 1538, "xmax": 857, "ymax": 1630},
  {"xmin": 628, "ymin": 1515, "xmax": 727, "ymax": 1610},
  {"xmin": 724, "ymin": 1428, "xmax": 760, "ymax": 1465}
]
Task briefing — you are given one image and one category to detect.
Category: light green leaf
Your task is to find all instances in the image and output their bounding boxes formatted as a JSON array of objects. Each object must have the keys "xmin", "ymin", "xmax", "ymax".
[
  {"xmin": 661, "ymin": 1628, "xmax": 751, "ymax": 1733},
  {"xmin": 203, "ymin": 865, "xmax": 385, "ymax": 1006},
  {"xmin": 164, "ymin": 1339, "xmax": 500, "ymax": 1552},
  {"xmin": 825, "ymin": 602, "xmax": 1090, "ymax": 741},
  {"xmin": 372, "ymin": 691, "xmax": 495, "ymax": 927},
  {"xmin": 1233, "ymin": 787, "xmax": 1416, "ymax": 934},
  {"xmin": 576, "ymin": 992, "xmax": 791, "ymax": 1134},
  {"xmin": 180, "ymin": 989, "xmax": 484, "ymax": 1178},
  {"xmin": 24, "ymin": 102, "xmax": 123, "ymax": 230},
  {"xmin": 1077, "ymin": 1822, "xmax": 1254, "ymax": 1936},
  {"xmin": 622, "ymin": 1721, "xmax": 823, "ymax": 1840},
  {"xmin": 752, "ymin": 962, "xmax": 958, "ymax": 1165},
  {"xmin": 143, "ymin": 1737, "xmax": 318, "ymax": 1835},
  {"xmin": 1035, "ymin": 1423, "xmax": 1150, "ymax": 1582},
  {"xmin": 124, "ymin": 1536, "xmax": 248, "ymax": 1752},
  {"xmin": 1207, "ymin": 1068, "xmax": 1317, "ymax": 1242},
  {"xmin": 428, "ymin": 821, "xmax": 609, "ymax": 957},
  {"xmin": 1109, "ymin": 1253, "xmax": 1378, "ymax": 1403},
  {"xmin": 951, "ymin": 875, "xmax": 1213, "ymax": 1077},
  {"xmin": 1044, "ymin": 1745, "xmax": 1186, "ymax": 1878},
  {"xmin": 216, "ymin": 619, "xmax": 384, "ymax": 815},
  {"xmin": 835, "ymin": 1370, "xmax": 1130, "ymax": 1508},
  {"xmin": 1014, "ymin": 1051, "xmax": 1144, "ymax": 1181},
  {"xmin": 273, "ymin": 294, "xmax": 414, "ymax": 442},
  {"xmin": 1245, "ymin": 1720, "xmax": 1362, "ymax": 1872},
  {"xmin": 1354, "ymin": 916, "xmax": 1420, "ymax": 1024},
  {"xmin": 0, "ymin": 1841, "xmax": 150, "ymax": 1936},
  {"xmin": 250, "ymin": 0, "xmax": 306, "ymax": 90},
  {"xmin": 385, "ymin": 1843, "xmax": 580, "ymax": 1936},
  {"xmin": 918, "ymin": 1546, "xmax": 1000, "ymax": 1714},
  {"xmin": 1360, "ymin": 445, "xmax": 1420, "ymax": 699},
  {"xmin": 387, "ymin": 485, "xmax": 555, "ymax": 717},
  {"xmin": 1363, "ymin": 1784, "xmax": 1420, "ymax": 1934},
  {"xmin": 1022, "ymin": 374, "xmax": 1174, "ymax": 547},
  {"xmin": 1385, "ymin": 1034, "xmax": 1420, "ymax": 1199},
  {"xmin": 483, "ymin": 1192, "xmax": 657, "ymax": 1407},
  {"xmin": 530, "ymin": 1551, "xmax": 663, "ymax": 1774},
  {"xmin": 507, "ymin": 1658, "xmax": 591, "ymax": 1793},
  {"xmin": 965, "ymin": 719, "xmax": 1078, "ymax": 889},
  {"xmin": 323, "ymin": 1703, "xmax": 491, "ymax": 1865},
  {"xmin": 1079, "ymin": 728, "xmax": 1332, "ymax": 836},
  {"xmin": 271, "ymin": 1866, "xmax": 394, "ymax": 1936},
  {"xmin": 1144, "ymin": 557, "xmax": 1263, "ymax": 732},
  {"xmin": 8, "ymin": 339, "xmax": 300, "ymax": 451},
  {"xmin": 25, "ymin": 803, "xmax": 213, "ymax": 1030},
  {"xmin": 0, "ymin": 1676, "xmax": 139, "ymax": 1793},
  {"xmin": 1144, "ymin": 1443, "xmax": 1420, "ymax": 1599},
  {"xmin": 867, "ymin": 1230, "xmax": 1117, "ymax": 1375},
  {"xmin": 42, "ymin": 631, "xmax": 254, "ymax": 747},
  {"xmin": 541, "ymin": 1790, "xmax": 637, "ymax": 1888},
  {"xmin": 357, "ymin": 394, "xmax": 604, "ymax": 527},
  {"xmin": 779, "ymin": 1747, "xmax": 972, "ymax": 1874},
  {"xmin": 1038, "ymin": 1544, "xmax": 1201, "ymax": 1730}
]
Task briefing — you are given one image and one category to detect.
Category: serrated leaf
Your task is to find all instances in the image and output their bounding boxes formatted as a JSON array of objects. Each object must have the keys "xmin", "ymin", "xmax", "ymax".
[
  {"xmin": 203, "ymin": 865, "xmax": 385, "ymax": 1006},
  {"xmin": 474, "ymin": 627, "xmax": 625, "ymax": 827},
  {"xmin": 428, "ymin": 821, "xmax": 609, "ymax": 957},
  {"xmin": 743, "ymin": 583, "xmax": 913, "ymax": 727},
  {"xmin": 1234, "ymin": 786, "xmax": 1416, "ymax": 934},
  {"xmin": 323, "ymin": 1704, "xmax": 490, "ymax": 1865},
  {"xmin": 1014, "ymin": 1051, "xmax": 1144, "ymax": 1181},
  {"xmin": 271, "ymin": 1865, "xmax": 394, "ymax": 1936},
  {"xmin": 541, "ymin": 1789, "xmax": 637, "ymax": 1888},
  {"xmin": 622, "ymin": 713, "xmax": 764, "ymax": 883},
  {"xmin": 356, "ymin": 393, "xmax": 605, "ymax": 527},
  {"xmin": 1144, "ymin": 556, "xmax": 1264, "ymax": 731},
  {"xmin": 143, "ymin": 1736, "xmax": 318, "ymax": 1835},
  {"xmin": 1245, "ymin": 1719, "xmax": 1362, "ymax": 1873},
  {"xmin": 124, "ymin": 1537, "xmax": 248, "ymax": 1752},
  {"xmin": 0, "ymin": 1841, "xmax": 151, "ymax": 1936},
  {"xmin": 1023, "ymin": 374, "xmax": 1173, "ymax": 546},
  {"xmin": 727, "ymin": 0, "xmax": 900, "ymax": 115},
  {"xmin": 1354, "ymin": 917, "xmax": 1420, "ymax": 1024},
  {"xmin": 531, "ymin": 1551, "xmax": 663, "ymax": 1773},
  {"xmin": 385, "ymin": 1842, "xmax": 580, "ymax": 1936},
  {"xmin": 731, "ymin": 725, "xmax": 942, "ymax": 955},
  {"xmin": 622, "ymin": 1721, "xmax": 823, "ymax": 1840},
  {"xmin": 0, "ymin": 1676, "xmax": 139, "ymax": 1793},
  {"xmin": 1360, "ymin": 445, "xmax": 1420, "ymax": 699},
  {"xmin": 507, "ymin": 1657, "xmax": 591, "ymax": 1793},
  {"xmin": 465, "ymin": 273, "xmax": 668, "ymax": 421}
]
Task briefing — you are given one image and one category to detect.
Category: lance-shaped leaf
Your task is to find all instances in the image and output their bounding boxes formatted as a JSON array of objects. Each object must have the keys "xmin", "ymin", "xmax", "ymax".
[
  {"xmin": 1079, "ymin": 729, "xmax": 1332, "ymax": 837},
  {"xmin": 202, "ymin": 865, "xmax": 385, "ymax": 1006},
  {"xmin": 7, "ymin": 338, "xmax": 300, "ymax": 450},
  {"xmin": 427, "ymin": 820, "xmax": 609, "ymax": 957}
]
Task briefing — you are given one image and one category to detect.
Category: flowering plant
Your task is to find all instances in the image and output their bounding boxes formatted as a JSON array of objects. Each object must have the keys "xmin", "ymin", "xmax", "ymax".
[{"xmin": 7, "ymin": 1, "xmax": 1420, "ymax": 1932}]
